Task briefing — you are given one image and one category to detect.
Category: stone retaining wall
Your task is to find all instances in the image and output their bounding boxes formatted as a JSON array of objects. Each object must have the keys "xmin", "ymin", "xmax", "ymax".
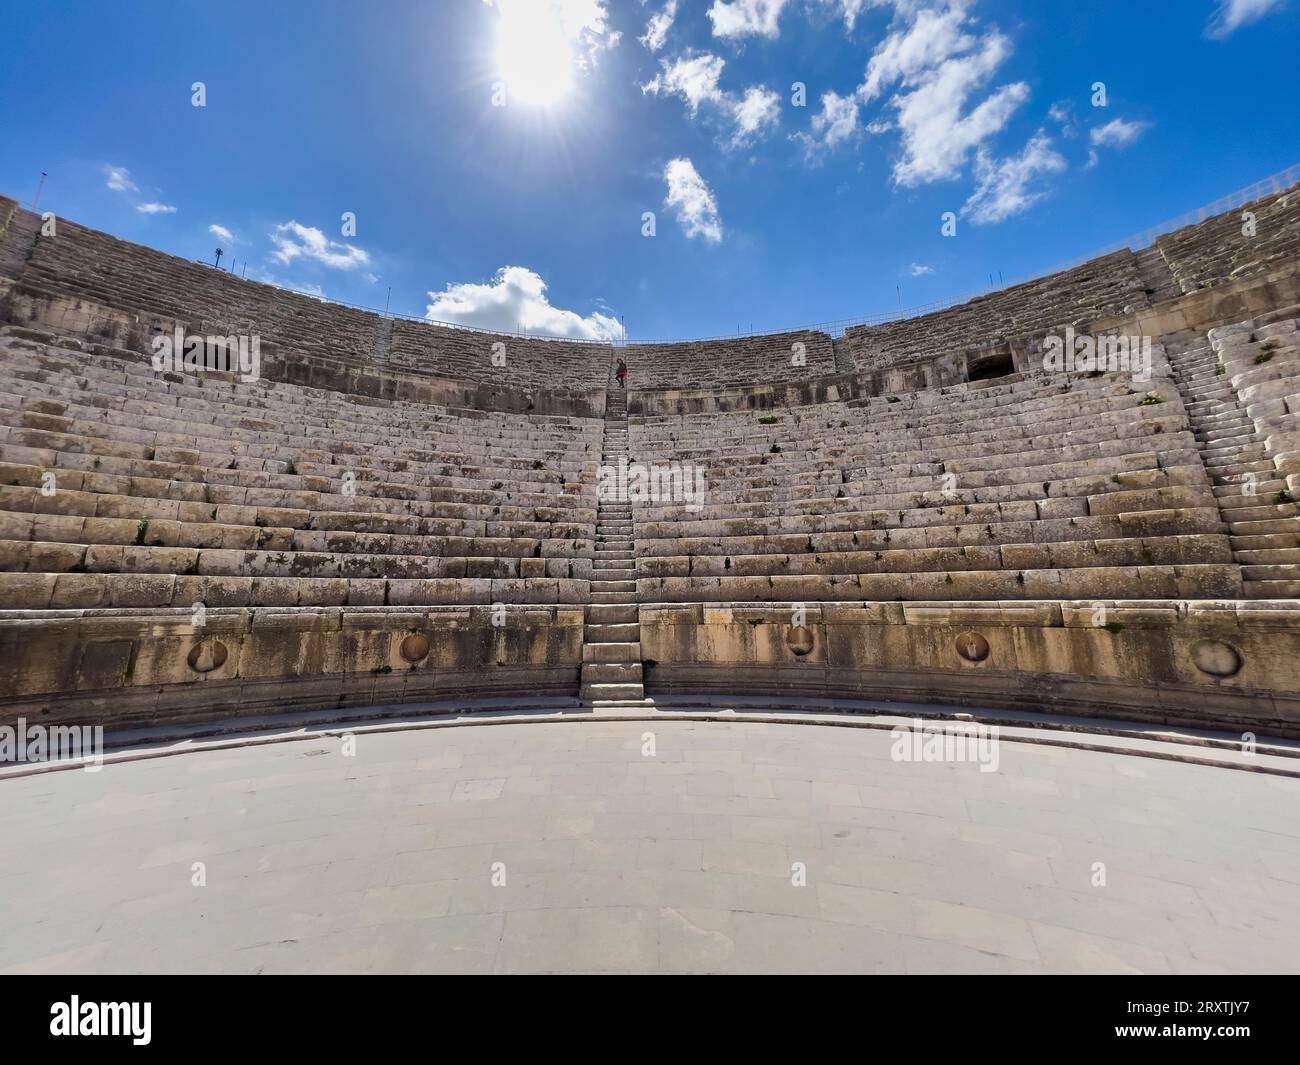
[
  {"xmin": 638, "ymin": 599, "xmax": 1300, "ymax": 736},
  {"xmin": 0, "ymin": 604, "xmax": 584, "ymax": 730}
]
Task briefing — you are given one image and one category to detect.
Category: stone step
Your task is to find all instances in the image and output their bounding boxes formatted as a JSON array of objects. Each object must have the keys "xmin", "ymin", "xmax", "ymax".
[
  {"xmin": 580, "ymin": 682, "xmax": 646, "ymax": 702},
  {"xmin": 1231, "ymin": 532, "xmax": 1300, "ymax": 551},
  {"xmin": 1243, "ymin": 579, "xmax": 1300, "ymax": 598},
  {"xmin": 587, "ymin": 603, "xmax": 637, "ymax": 624},
  {"xmin": 593, "ymin": 559, "xmax": 634, "ymax": 571},
  {"xmin": 585, "ymin": 622, "xmax": 639, "ymax": 642},
  {"xmin": 590, "ymin": 567, "xmax": 635, "ymax": 579},
  {"xmin": 590, "ymin": 590, "xmax": 638, "ymax": 603},
  {"xmin": 596, "ymin": 539, "xmax": 634, "ymax": 550},
  {"xmin": 590, "ymin": 580, "xmax": 636, "ymax": 593},
  {"xmin": 1242, "ymin": 563, "xmax": 1300, "ymax": 581},
  {"xmin": 1211, "ymin": 461, "xmax": 1279, "ymax": 478},
  {"xmin": 1229, "ymin": 517, "xmax": 1300, "ymax": 535},
  {"xmin": 1187, "ymin": 402, "xmax": 1240, "ymax": 417},
  {"xmin": 581, "ymin": 661, "xmax": 643, "ymax": 683},
  {"xmin": 1212, "ymin": 479, "xmax": 1287, "ymax": 499},
  {"xmin": 1222, "ymin": 502, "xmax": 1300, "ymax": 523},
  {"xmin": 1204, "ymin": 440, "xmax": 1266, "ymax": 460},
  {"xmin": 582, "ymin": 642, "xmax": 641, "ymax": 663},
  {"xmin": 1199, "ymin": 426, "xmax": 1255, "ymax": 445},
  {"xmin": 1237, "ymin": 548, "xmax": 1300, "ymax": 565}
]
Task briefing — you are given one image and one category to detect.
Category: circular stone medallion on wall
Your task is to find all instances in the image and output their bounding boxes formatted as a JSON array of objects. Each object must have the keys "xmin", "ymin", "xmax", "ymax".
[
  {"xmin": 785, "ymin": 626, "xmax": 814, "ymax": 656},
  {"xmin": 186, "ymin": 639, "xmax": 229, "ymax": 674},
  {"xmin": 1191, "ymin": 640, "xmax": 1243, "ymax": 678},
  {"xmin": 956, "ymin": 632, "xmax": 991, "ymax": 663},
  {"xmin": 400, "ymin": 633, "xmax": 431, "ymax": 663}
]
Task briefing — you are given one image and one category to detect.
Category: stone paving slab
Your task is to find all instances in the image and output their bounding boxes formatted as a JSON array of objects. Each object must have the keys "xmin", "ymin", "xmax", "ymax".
[{"xmin": 1, "ymin": 718, "xmax": 1298, "ymax": 974}]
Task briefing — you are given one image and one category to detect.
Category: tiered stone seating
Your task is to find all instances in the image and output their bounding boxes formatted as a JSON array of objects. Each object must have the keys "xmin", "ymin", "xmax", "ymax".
[
  {"xmin": 628, "ymin": 362, "xmax": 1239, "ymax": 602},
  {"xmin": 843, "ymin": 251, "xmax": 1151, "ymax": 371},
  {"xmin": 10, "ymin": 214, "xmax": 614, "ymax": 385},
  {"xmin": 386, "ymin": 319, "xmax": 611, "ymax": 390},
  {"xmin": 0, "ymin": 196, "xmax": 40, "ymax": 279},
  {"xmin": 0, "ymin": 328, "xmax": 601, "ymax": 609},
  {"xmin": 1202, "ymin": 309, "xmax": 1300, "ymax": 595},
  {"xmin": 18, "ymin": 216, "xmax": 381, "ymax": 359},
  {"xmin": 1154, "ymin": 186, "xmax": 1300, "ymax": 295},
  {"xmin": 620, "ymin": 330, "xmax": 836, "ymax": 390}
]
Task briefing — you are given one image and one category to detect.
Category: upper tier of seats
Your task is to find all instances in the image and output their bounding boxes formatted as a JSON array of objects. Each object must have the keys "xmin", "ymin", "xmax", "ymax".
[
  {"xmin": 0, "ymin": 328, "xmax": 602, "ymax": 610},
  {"xmin": 843, "ymin": 186, "xmax": 1300, "ymax": 373},
  {"xmin": 0, "ymin": 201, "xmax": 610, "ymax": 391},
  {"xmin": 1155, "ymin": 184, "xmax": 1300, "ymax": 295},
  {"xmin": 2, "ymin": 179, "xmax": 1297, "ymax": 394},
  {"xmin": 843, "ymin": 250, "xmax": 1149, "ymax": 371},
  {"xmin": 625, "ymin": 357, "xmax": 1240, "ymax": 602},
  {"xmin": 620, "ymin": 331, "xmax": 838, "ymax": 390}
]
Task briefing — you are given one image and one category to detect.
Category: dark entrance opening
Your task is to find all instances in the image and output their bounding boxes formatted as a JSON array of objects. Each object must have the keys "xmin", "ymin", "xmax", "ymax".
[{"xmin": 967, "ymin": 351, "xmax": 1016, "ymax": 382}]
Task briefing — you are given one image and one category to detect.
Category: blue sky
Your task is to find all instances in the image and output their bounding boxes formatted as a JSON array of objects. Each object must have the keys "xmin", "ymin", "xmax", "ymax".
[{"xmin": 0, "ymin": 0, "xmax": 1296, "ymax": 341}]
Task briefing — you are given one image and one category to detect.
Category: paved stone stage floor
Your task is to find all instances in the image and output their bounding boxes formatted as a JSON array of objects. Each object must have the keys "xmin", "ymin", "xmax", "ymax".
[{"xmin": 2, "ymin": 715, "xmax": 1299, "ymax": 974}]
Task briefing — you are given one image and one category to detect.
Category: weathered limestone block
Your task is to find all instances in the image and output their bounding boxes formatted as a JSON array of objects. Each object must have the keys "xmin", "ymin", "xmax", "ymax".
[{"xmin": 108, "ymin": 573, "xmax": 176, "ymax": 607}]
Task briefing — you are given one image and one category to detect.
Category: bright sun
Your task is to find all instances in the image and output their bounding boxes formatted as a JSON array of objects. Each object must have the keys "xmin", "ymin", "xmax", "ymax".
[{"xmin": 497, "ymin": 5, "xmax": 574, "ymax": 107}]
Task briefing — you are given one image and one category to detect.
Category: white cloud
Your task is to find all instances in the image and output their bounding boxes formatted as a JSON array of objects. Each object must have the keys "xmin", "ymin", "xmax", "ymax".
[
  {"xmin": 136, "ymin": 202, "xmax": 177, "ymax": 215},
  {"xmin": 707, "ymin": 0, "xmax": 791, "ymax": 39},
  {"xmin": 663, "ymin": 158, "xmax": 723, "ymax": 243},
  {"xmin": 1090, "ymin": 116, "xmax": 1151, "ymax": 148},
  {"xmin": 270, "ymin": 222, "xmax": 371, "ymax": 270},
  {"xmin": 962, "ymin": 132, "xmax": 1066, "ymax": 225},
  {"xmin": 425, "ymin": 266, "xmax": 621, "ymax": 340},
  {"xmin": 1087, "ymin": 116, "xmax": 1152, "ymax": 167},
  {"xmin": 643, "ymin": 52, "xmax": 727, "ymax": 114},
  {"xmin": 830, "ymin": 0, "xmax": 877, "ymax": 29},
  {"xmin": 643, "ymin": 52, "xmax": 780, "ymax": 148},
  {"xmin": 859, "ymin": 2, "xmax": 976, "ymax": 104},
  {"xmin": 732, "ymin": 86, "xmax": 782, "ymax": 146},
  {"xmin": 1047, "ymin": 99, "xmax": 1079, "ymax": 139},
  {"xmin": 640, "ymin": 0, "xmax": 679, "ymax": 51},
  {"xmin": 886, "ymin": 29, "xmax": 1028, "ymax": 187},
  {"xmin": 1207, "ymin": 0, "xmax": 1285, "ymax": 38},
  {"xmin": 209, "ymin": 224, "xmax": 235, "ymax": 243},
  {"xmin": 798, "ymin": 3, "xmax": 1028, "ymax": 185},
  {"xmin": 910, "ymin": 262, "xmax": 934, "ymax": 276},
  {"xmin": 795, "ymin": 90, "xmax": 862, "ymax": 160},
  {"xmin": 103, "ymin": 165, "xmax": 138, "ymax": 194}
]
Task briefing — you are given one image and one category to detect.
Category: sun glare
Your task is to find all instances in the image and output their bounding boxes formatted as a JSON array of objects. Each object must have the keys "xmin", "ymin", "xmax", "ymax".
[{"xmin": 497, "ymin": 5, "xmax": 574, "ymax": 107}]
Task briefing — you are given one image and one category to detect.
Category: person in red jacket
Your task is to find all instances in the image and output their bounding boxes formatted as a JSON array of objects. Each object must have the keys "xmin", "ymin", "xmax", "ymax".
[{"xmin": 615, "ymin": 358, "xmax": 627, "ymax": 388}]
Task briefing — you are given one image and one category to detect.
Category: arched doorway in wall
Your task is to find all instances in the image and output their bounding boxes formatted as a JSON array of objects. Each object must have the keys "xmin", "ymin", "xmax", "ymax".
[{"xmin": 966, "ymin": 344, "xmax": 1016, "ymax": 382}]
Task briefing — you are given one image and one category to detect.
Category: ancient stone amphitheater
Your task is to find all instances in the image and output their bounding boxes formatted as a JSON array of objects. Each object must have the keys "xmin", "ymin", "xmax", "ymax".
[{"xmin": 1, "ymin": 184, "xmax": 1299, "ymax": 974}]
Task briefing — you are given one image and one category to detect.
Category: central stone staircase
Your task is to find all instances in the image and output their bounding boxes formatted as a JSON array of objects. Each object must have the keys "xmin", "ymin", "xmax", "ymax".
[
  {"xmin": 1165, "ymin": 331, "xmax": 1300, "ymax": 597},
  {"xmin": 580, "ymin": 383, "xmax": 645, "ymax": 702}
]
